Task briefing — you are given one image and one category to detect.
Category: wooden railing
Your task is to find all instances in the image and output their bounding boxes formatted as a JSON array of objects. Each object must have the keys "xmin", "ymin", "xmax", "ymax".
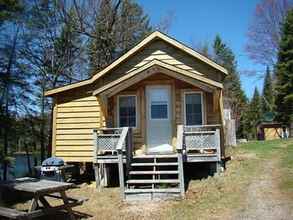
[
  {"xmin": 180, "ymin": 124, "xmax": 221, "ymax": 160},
  {"xmin": 93, "ymin": 127, "xmax": 133, "ymax": 199}
]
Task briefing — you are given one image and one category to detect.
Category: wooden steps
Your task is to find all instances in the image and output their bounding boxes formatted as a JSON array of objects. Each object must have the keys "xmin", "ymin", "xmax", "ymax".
[
  {"xmin": 127, "ymin": 179, "xmax": 180, "ymax": 184},
  {"xmin": 124, "ymin": 154, "xmax": 183, "ymax": 200},
  {"xmin": 131, "ymin": 162, "xmax": 178, "ymax": 166},
  {"xmin": 125, "ymin": 188, "xmax": 181, "ymax": 193},
  {"xmin": 129, "ymin": 170, "xmax": 178, "ymax": 175},
  {"xmin": 133, "ymin": 154, "xmax": 178, "ymax": 159}
]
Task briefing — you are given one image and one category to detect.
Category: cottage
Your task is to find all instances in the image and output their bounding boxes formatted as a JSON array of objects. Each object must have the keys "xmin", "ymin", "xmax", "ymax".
[{"xmin": 45, "ymin": 31, "xmax": 228, "ymax": 200}]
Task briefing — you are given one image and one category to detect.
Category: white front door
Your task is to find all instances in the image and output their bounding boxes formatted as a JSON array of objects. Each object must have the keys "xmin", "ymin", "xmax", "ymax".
[{"xmin": 146, "ymin": 85, "xmax": 173, "ymax": 153}]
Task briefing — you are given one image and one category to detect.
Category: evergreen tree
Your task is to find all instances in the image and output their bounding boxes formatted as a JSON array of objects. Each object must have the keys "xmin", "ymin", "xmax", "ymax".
[
  {"xmin": 275, "ymin": 9, "xmax": 293, "ymax": 125},
  {"xmin": 262, "ymin": 66, "xmax": 274, "ymax": 113},
  {"xmin": 250, "ymin": 88, "xmax": 263, "ymax": 123},
  {"xmin": 240, "ymin": 88, "xmax": 262, "ymax": 139},
  {"xmin": 0, "ymin": 0, "xmax": 23, "ymax": 25},
  {"xmin": 88, "ymin": 0, "xmax": 152, "ymax": 75},
  {"xmin": 213, "ymin": 35, "xmax": 247, "ymax": 135}
]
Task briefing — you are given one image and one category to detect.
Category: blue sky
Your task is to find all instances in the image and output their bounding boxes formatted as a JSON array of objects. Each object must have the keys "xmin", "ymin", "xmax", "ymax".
[{"xmin": 138, "ymin": 0, "xmax": 265, "ymax": 98}]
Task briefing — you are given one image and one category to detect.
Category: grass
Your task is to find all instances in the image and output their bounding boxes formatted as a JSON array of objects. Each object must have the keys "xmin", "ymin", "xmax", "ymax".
[
  {"xmin": 12, "ymin": 138, "xmax": 293, "ymax": 220},
  {"xmin": 280, "ymin": 140, "xmax": 293, "ymax": 196}
]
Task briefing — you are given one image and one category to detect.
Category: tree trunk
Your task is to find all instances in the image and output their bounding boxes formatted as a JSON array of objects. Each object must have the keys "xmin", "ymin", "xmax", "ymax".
[{"xmin": 24, "ymin": 142, "xmax": 32, "ymax": 176}]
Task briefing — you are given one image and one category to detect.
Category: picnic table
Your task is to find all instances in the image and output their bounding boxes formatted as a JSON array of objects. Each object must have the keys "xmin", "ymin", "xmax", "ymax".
[{"xmin": 0, "ymin": 178, "xmax": 86, "ymax": 220}]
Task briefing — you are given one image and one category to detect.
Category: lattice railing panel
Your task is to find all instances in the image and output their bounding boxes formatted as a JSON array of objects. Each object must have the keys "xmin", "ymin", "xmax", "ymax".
[
  {"xmin": 97, "ymin": 136, "xmax": 124, "ymax": 151},
  {"xmin": 185, "ymin": 133, "xmax": 216, "ymax": 149}
]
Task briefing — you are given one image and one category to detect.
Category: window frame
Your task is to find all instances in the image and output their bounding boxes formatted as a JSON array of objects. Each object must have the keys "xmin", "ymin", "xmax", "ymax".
[
  {"xmin": 183, "ymin": 91, "xmax": 204, "ymax": 126},
  {"xmin": 117, "ymin": 94, "xmax": 138, "ymax": 128},
  {"xmin": 147, "ymin": 85, "xmax": 170, "ymax": 121}
]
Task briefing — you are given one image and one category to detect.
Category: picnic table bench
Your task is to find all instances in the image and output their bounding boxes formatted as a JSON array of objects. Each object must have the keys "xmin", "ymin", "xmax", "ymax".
[{"xmin": 0, "ymin": 178, "xmax": 87, "ymax": 220}]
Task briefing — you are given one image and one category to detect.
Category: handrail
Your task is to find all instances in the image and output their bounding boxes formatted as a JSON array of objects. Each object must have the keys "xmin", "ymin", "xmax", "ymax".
[
  {"xmin": 184, "ymin": 124, "xmax": 221, "ymax": 128},
  {"xmin": 116, "ymin": 127, "xmax": 129, "ymax": 151},
  {"xmin": 116, "ymin": 127, "xmax": 129, "ymax": 200}
]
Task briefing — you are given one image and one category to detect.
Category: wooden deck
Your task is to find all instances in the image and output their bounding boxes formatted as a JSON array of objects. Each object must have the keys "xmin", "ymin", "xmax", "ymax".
[{"xmin": 92, "ymin": 125, "xmax": 222, "ymax": 200}]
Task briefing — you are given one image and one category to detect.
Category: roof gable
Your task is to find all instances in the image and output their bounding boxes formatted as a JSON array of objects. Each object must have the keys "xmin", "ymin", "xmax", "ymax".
[
  {"xmin": 93, "ymin": 59, "xmax": 223, "ymax": 97},
  {"xmin": 45, "ymin": 31, "xmax": 227, "ymax": 96}
]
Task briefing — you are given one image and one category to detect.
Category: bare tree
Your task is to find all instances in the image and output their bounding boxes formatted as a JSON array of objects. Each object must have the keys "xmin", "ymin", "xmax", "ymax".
[
  {"xmin": 191, "ymin": 39, "xmax": 213, "ymax": 59},
  {"xmin": 155, "ymin": 10, "xmax": 175, "ymax": 34},
  {"xmin": 246, "ymin": 0, "xmax": 293, "ymax": 68}
]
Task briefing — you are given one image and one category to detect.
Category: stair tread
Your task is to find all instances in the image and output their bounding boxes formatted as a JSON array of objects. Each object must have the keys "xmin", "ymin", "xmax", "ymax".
[
  {"xmin": 133, "ymin": 154, "xmax": 177, "ymax": 159},
  {"xmin": 131, "ymin": 162, "xmax": 178, "ymax": 166},
  {"xmin": 127, "ymin": 179, "xmax": 180, "ymax": 184},
  {"xmin": 129, "ymin": 170, "xmax": 179, "ymax": 175},
  {"xmin": 125, "ymin": 188, "xmax": 181, "ymax": 193}
]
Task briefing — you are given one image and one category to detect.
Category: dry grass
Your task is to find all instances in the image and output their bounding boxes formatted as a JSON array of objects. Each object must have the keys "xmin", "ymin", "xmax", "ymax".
[{"xmin": 11, "ymin": 139, "xmax": 293, "ymax": 220}]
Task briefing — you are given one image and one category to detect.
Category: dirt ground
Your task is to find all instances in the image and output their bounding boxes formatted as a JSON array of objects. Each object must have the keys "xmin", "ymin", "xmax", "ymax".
[
  {"xmin": 11, "ymin": 139, "xmax": 293, "ymax": 220},
  {"xmin": 234, "ymin": 158, "xmax": 292, "ymax": 220}
]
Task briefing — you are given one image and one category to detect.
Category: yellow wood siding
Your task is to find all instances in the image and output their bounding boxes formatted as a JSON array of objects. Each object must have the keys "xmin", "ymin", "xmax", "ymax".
[{"xmin": 54, "ymin": 93, "xmax": 101, "ymax": 162}]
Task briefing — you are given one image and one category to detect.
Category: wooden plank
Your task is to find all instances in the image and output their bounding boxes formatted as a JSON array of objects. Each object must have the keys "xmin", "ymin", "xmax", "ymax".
[
  {"xmin": 0, "ymin": 207, "xmax": 28, "ymax": 219},
  {"xmin": 58, "ymin": 101, "xmax": 99, "ymax": 108},
  {"xmin": 56, "ymin": 123, "xmax": 99, "ymax": 129},
  {"xmin": 60, "ymin": 191, "xmax": 76, "ymax": 220},
  {"xmin": 58, "ymin": 96, "xmax": 98, "ymax": 103},
  {"xmin": 56, "ymin": 134, "xmax": 93, "ymax": 140},
  {"xmin": 56, "ymin": 150, "xmax": 93, "ymax": 157},
  {"xmin": 60, "ymin": 157, "xmax": 92, "ymax": 162},
  {"xmin": 0, "ymin": 178, "xmax": 74, "ymax": 194},
  {"xmin": 56, "ymin": 140, "xmax": 93, "ymax": 146},
  {"xmin": 56, "ymin": 129, "xmax": 94, "ymax": 135},
  {"xmin": 56, "ymin": 118, "xmax": 99, "ymax": 124},
  {"xmin": 118, "ymin": 152, "xmax": 125, "ymax": 199},
  {"xmin": 58, "ymin": 106, "xmax": 100, "ymax": 113},
  {"xmin": 57, "ymin": 112, "xmax": 100, "ymax": 118},
  {"xmin": 93, "ymin": 129, "xmax": 98, "ymax": 163},
  {"xmin": 55, "ymin": 146, "xmax": 93, "ymax": 151},
  {"xmin": 177, "ymin": 153, "xmax": 185, "ymax": 198}
]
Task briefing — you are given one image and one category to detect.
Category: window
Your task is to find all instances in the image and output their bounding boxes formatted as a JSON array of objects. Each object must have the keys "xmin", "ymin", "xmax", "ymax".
[
  {"xmin": 151, "ymin": 101, "xmax": 168, "ymax": 119},
  {"xmin": 184, "ymin": 92, "xmax": 203, "ymax": 125},
  {"xmin": 118, "ymin": 95, "xmax": 136, "ymax": 127}
]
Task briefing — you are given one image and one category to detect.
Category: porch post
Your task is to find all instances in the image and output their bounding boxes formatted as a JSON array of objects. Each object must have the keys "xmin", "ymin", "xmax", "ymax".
[
  {"xmin": 176, "ymin": 125, "xmax": 185, "ymax": 198},
  {"xmin": 218, "ymin": 89, "xmax": 225, "ymax": 158}
]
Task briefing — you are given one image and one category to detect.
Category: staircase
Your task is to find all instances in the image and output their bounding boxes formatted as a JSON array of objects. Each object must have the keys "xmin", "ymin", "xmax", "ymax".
[{"xmin": 124, "ymin": 154, "xmax": 184, "ymax": 200}]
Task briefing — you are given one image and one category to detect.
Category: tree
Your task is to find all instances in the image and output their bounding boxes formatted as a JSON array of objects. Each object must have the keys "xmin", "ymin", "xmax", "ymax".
[
  {"xmin": 240, "ymin": 88, "xmax": 262, "ymax": 139},
  {"xmin": 155, "ymin": 10, "xmax": 175, "ymax": 34},
  {"xmin": 213, "ymin": 35, "xmax": 247, "ymax": 133},
  {"xmin": 0, "ymin": 0, "xmax": 23, "ymax": 25},
  {"xmin": 22, "ymin": 0, "xmax": 84, "ymax": 161},
  {"xmin": 246, "ymin": 0, "xmax": 293, "ymax": 68},
  {"xmin": 262, "ymin": 66, "xmax": 274, "ymax": 113},
  {"xmin": 275, "ymin": 9, "xmax": 293, "ymax": 125},
  {"xmin": 192, "ymin": 40, "xmax": 213, "ymax": 59},
  {"xmin": 250, "ymin": 88, "xmax": 263, "ymax": 139},
  {"xmin": 0, "ymin": 25, "xmax": 32, "ymax": 179},
  {"xmin": 88, "ymin": 0, "xmax": 152, "ymax": 74}
]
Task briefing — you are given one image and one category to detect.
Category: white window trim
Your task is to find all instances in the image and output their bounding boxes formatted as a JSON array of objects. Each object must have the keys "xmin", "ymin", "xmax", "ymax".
[
  {"xmin": 183, "ymin": 91, "xmax": 204, "ymax": 126},
  {"xmin": 117, "ymin": 94, "xmax": 138, "ymax": 128}
]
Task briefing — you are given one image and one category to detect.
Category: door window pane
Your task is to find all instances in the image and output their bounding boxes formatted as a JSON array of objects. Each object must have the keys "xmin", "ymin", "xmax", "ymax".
[
  {"xmin": 151, "ymin": 101, "xmax": 168, "ymax": 119},
  {"xmin": 185, "ymin": 93, "xmax": 202, "ymax": 125},
  {"xmin": 119, "ymin": 96, "xmax": 136, "ymax": 127}
]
